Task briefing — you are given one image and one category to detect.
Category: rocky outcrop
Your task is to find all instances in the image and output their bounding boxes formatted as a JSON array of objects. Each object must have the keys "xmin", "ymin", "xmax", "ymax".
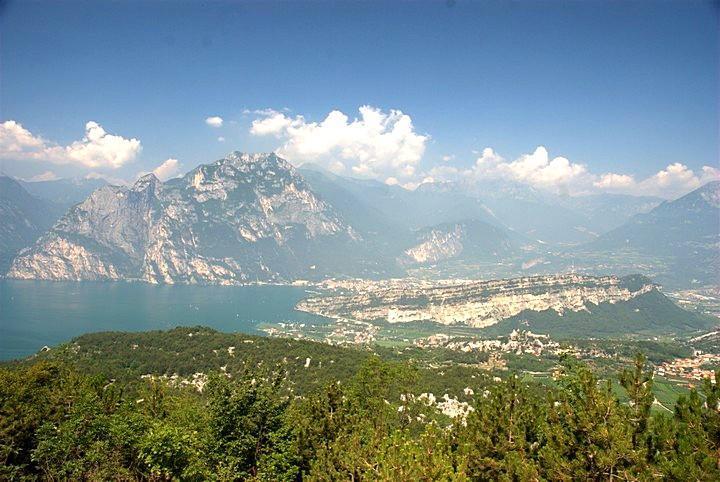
[
  {"xmin": 297, "ymin": 274, "xmax": 656, "ymax": 328},
  {"xmin": 401, "ymin": 226, "xmax": 465, "ymax": 265},
  {"xmin": 399, "ymin": 220, "xmax": 518, "ymax": 266},
  {"xmin": 7, "ymin": 152, "xmax": 358, "ymax": 283},
  {"xmin": 8, "ymin": 174, "xmax": 161, "ymax": 280}
]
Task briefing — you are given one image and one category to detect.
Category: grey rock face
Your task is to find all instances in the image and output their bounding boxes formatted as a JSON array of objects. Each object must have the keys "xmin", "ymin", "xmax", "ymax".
[
  {"xmin": 399, "ymin": 220, "xmax": 518, "ymax": 266},
  {"xmin": 7, "ymin": 153, "xmax": 358, "ymax": 283}
]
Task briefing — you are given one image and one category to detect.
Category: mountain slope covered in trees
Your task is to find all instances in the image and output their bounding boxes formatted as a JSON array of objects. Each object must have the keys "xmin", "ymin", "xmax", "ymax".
[{"xmin": 1, "ymin": 327, "xmax": 719, "ymax": 480}]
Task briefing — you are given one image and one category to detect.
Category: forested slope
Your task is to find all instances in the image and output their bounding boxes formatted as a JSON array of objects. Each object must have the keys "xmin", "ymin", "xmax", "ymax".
[{"xmin": 1, "ymin": 327, "xmax": 719, "ymax": 480}]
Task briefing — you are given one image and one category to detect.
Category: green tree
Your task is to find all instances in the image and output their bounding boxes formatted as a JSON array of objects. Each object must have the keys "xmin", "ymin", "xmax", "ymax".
[
  {"xmin": 539, "ymin": 363, "xmax": 648, "ymax": 480},
  {"xmin": 205, "ymin": 370, "xmax": 297, "ymax": 480},
  {"xmin": 619, "ymin": 353, "xmax": 654, "ymax": 451}
]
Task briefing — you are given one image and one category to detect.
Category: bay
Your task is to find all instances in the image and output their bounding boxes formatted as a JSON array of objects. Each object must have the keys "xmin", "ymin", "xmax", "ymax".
[{"xmin": 0, "ymin": 280, "xmax": 328, "ymax": 361}]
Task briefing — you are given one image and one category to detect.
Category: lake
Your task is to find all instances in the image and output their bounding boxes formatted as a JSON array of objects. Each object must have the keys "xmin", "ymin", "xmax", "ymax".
[{"xmin": 0, "ymin": 280, "xmax": 329, "ymax": 361}]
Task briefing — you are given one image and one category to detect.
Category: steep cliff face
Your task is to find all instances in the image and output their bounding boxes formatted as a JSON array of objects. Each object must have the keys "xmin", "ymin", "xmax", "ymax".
[
  {"xmin": 139, "ymin": 152, "xmax": 358, "ymax": 284},
  {"xmin": 8, "ymin": 174, "xmax": 162, "ymax": 280},
  {"xmin": 8, "ymin": 152, "xmax": 359, "ymax": 283},
  {"xmin": 296, "ymin": 274, "xmax": 706, "ymax": 335}
]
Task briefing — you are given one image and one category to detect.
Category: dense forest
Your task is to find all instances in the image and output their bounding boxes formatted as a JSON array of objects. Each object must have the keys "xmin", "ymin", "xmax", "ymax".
[{"xmin": 1, "ymin": 328, "xmax": 719, "ymax": 480}]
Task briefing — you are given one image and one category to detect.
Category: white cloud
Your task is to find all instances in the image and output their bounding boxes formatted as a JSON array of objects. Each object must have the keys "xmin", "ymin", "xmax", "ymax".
[
  {"xmin": 249, "ymin": 111, "xmax": 296, "ymax": 136},
  {"xmin": 593, "ymin": 173, "xmax": 635, "ymax": 190},
  {"xmin": 135, "ymin": 158, "xmax": 181, "ymax": 182},
  {"xmin": 150, "ymin": 158, "xmax": 181, "ymax": 181},
  {"xmin": 217, "ymin": 136, "xmax": 225, "ymax": 142},
  {"xmin": 422, "ymin": 145, "xmax": 718, "ymax": 198},
  {"xmin": 26, "ymin": 170, "xmax": 59, "ymax": 182},
  {"xmin": 591, "ymin": 163, "xmax": 719, "ymax": 198},
  {"xmin": 0, "ymin": 120, "xmax": 141, "ymax": 169},
  {"xmin": 468, "ymin": 146, "xmax": 591, "ymax": 192},
  {"xmin": 0, "ymin": 120, "xmax": 45, "ymax": 153},
  {"xmin": 425, "ymin": 164, "xmax": 461, "ymax": 182},
  {"xmin": 249, "ymin": 106, "xmax": 428, "ymax": 180},
  {"xmin": 637, "ymin": 163, "xmax": 719, "ymax": 198},
  {"xmin": 205, "ymin": 116, "xmax": 223, "ymax": 128}
]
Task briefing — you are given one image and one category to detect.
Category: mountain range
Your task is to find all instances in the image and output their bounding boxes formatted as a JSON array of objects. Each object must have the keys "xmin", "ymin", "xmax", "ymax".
[
  {"xmin": 2, "ymin": 152, "xmax": 718, "ymax": 289},
  {"xmin": 572, "ymin": 181, "xmax": 720, "ymax": 287},
  {"xmin": 8, "ymin": 153, "xmax": 378, "ymax": 283}
]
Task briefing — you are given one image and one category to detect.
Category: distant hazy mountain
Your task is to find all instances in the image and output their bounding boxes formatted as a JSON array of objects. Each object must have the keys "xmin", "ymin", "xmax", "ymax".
[
  {"xmin": 556, "ymin": 193, "xmax": 661, "ymax": 233},
  {"xmin": 581, "ymin": 181, "xmax": 720, "ymax": 286},
  {"xmin": 8, "ymin": 153, "xmax": 375, "ymax": 283},
  {"xmin": 300, "ymin": 166, "xmax": 531, "ymax": 269},
  {"xmin": 19, "ymin": 177, "xmax": 108, "ymax": 209},
  {"xmin": 300, "ymin": 165, "xmax": 499, "ymax": 231},
  {"xmin": 459, "ymin": 180, "xmax": 660, "ymax": 244},
  {"xmin": 297, "ymin": 167, "xmax": 412, "ymax": 260},
  {"xmin": 0, "ymin": 176, "xmax": 63, "ymax": 272},
  {"xmin": 398, "ymin": 219, "xmax": 521, "ymax": 266},
  {"xmin": 299, "ymin": 167, "xmax": 662, "ymax": 246}
]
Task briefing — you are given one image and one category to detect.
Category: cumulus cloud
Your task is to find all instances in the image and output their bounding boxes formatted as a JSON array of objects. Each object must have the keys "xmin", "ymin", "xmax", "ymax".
[
  {"xmin": 0, "ymin": 120, "xmax": 141, "ymax": 169},
  {"xmin": 249, "ymin": 111, "xmax": 295, "ymax": 136},
  {"xmin": 136, "ymin": 158, "xmax": 181, "ymax": 182},
  {"xmin": 150, "ymin": 158, "xmax": 181, "ymax": 181},
  {"xmin": 468, "ymin": 146, "xmax": 591, "ymax": 192},
  {"xmin": 593, "ymin": 173, "xmax": 635, "ymax": 190},
  {"xmin": 249, "ymin": 106, "xmax": 428, "ymax": 180},
  {"xmin": 205, "ymin": 116, "xmax": 223, "ymax": 128},
  {"xmin": 423, "ymin": 145, "xmax": 718, "ymax": 199},
  {"xmin": 589, "ymin": 163, "xmax": 720, "ymax": 198}
]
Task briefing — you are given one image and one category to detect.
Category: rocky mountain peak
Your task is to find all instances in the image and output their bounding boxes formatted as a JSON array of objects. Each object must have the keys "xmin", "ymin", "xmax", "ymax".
[
  {"xmin": 8, "ymin": 151, "xmax": 364, "ymax": 284},
  {"xmin": 132, "ymin": 173, "xmax": 160, "ymax": 191},
  {"xmin": 221, "ymin": 151, "xmax": 294, "ymax": 172}
]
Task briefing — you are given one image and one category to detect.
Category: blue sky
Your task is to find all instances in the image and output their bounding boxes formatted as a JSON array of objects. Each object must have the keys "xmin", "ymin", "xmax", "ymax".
[{"xmin": 0, "ymin": 0, "xmax": 717, "ymax": 197}]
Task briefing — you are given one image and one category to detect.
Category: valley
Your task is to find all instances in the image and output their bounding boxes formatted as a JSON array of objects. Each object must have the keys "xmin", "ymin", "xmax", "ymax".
[
  {"xmin": 3, "ymin": 3, "xmax": 718, "ymax": 478},
  {"xmin": 2, "ymin": 162, "xmax": 718, "ymax": 480}
]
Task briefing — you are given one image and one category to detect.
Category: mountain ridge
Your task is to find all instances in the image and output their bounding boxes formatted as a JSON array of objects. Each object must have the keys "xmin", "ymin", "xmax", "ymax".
[{"xmin": 7, "ymin": 152, "xmax": 369, "ymax": 283}]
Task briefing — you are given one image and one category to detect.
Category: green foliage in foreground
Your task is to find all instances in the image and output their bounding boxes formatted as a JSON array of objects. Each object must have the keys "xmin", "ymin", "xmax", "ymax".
[{"xmin": 1, "ymin": 350, "xmax": 719, "ymax": 481}]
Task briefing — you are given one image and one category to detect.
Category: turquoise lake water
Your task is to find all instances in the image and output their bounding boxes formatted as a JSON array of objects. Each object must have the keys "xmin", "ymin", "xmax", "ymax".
[{"xmin": 0, "ymin": 280, "xmax": 328, "ymax": 360}]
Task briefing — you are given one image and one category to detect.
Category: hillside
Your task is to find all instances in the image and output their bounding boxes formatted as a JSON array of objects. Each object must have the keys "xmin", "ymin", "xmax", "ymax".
[
  {"xmin": 580, "ymin": 181, "xmax": 720, "ymax": 287},
  {"xmin": 2, "ymin": 327, "xmax": 719, "ymax": 480},
  {"xmin": 0, "ymin": 176, "xmax": 63, "ymax": 272},
  {"xmin": 31, "ymin": 327, "xmax": 370, "ymax": 394},
  {"xmin": 398, "ymin": 219, "xmax": 523, "ymax": 266}
]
